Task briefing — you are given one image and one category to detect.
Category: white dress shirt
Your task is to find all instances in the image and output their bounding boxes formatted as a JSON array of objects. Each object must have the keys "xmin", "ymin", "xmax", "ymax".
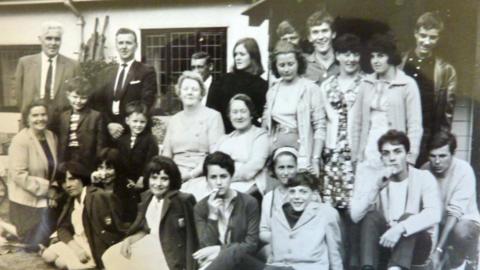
[{"xmin": 40, "ymin": 53, "xmax": 58, "ymax": 100}]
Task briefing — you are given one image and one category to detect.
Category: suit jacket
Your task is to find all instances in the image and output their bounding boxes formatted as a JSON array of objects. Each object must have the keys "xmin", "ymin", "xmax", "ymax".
[
  {"xmin": 206, "ymin": 71, "xmax": 267, "ymax": 133},
  {"xmin": 8, "ymin": 128, "xmax": 58, "ymax": 208},
  {"xmin": 127, "ymin": 190, "xmax": 198, "ymax": 270},
  {"xmin": 57, "ymin": 186, "xmax": 126, "ymax": 268},
  {"xmin": 116, "ymin": 131, "xmax": 158, "ymax": 181},
  {"xmin": 57, "ymin": 108, "xmax": 107, "ymax": 171},
  {"xmin": 194, "ymin": 192, "xmax": 260, "ymax": 256},
  {"xmin": 15, "ymin": 53, "xmax": 78, "ymax": 112},
  {"xmin": 91, "ymin": 61, "xmax": 157, "ymax": 126}
]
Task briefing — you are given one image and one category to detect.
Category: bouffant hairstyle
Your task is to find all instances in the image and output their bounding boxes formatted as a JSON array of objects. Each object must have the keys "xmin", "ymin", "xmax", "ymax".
[
  {"xmin": 367, "ymin": 33, "xmax": 402, "ymax": 66},
  {"xmin": 333, "ymin": 33, "xmax": 362, "ymax": 54},
  {"xmin": 143, "ymin": 156, "xmax": 182, "ymax": 191},
  {"xmin": 175, "ymin": 70, "xmax": 206, "ymax": 98},
  {"xmin": 285, "ymin": 171, "xmax": 318, "ymax": 191}
]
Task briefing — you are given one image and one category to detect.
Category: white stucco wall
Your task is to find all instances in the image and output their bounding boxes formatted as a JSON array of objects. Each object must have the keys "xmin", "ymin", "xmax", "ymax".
[
  {"xmin": 0, "ymin": 2, "xmax": 269, "ymax": 72},
  {"xmin": 0, "ymin": 1, "xmax": 269, "ymax": 133}
]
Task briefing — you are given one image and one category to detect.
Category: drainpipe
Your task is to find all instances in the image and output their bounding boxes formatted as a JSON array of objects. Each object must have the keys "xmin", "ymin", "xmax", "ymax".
[{"xmin": 64, "ymin": 0, "xmax": 85, "ymax": 60}]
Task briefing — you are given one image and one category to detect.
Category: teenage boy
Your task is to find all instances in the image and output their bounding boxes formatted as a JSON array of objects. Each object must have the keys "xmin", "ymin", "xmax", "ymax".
[
  {"xmin": 303, "ymin": 10, "xmax": 339, "ymax": 86},
  {"xmin": 423, "ymin": 131, "xmax": 480, "ymax": 270},
  {"xmin": 351, "ymin": 130, "xmax": 442, "ymax": 270},
  {"xmin": 193, "ymin": 151, "xmax": 262, "ymax": 270},
  {"xmin": 401, "ymin": 12, "xmax": 457, "ymax": 167}
]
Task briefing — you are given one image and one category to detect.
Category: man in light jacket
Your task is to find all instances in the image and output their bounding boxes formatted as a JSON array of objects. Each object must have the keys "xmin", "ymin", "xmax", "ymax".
[
  {"xmin": 350, "ymin": 129, "xmax": 442, "ymax": 270},
  {"xmin": 422, "ymin": 131, "xmax": 480, "ymax": 270}
]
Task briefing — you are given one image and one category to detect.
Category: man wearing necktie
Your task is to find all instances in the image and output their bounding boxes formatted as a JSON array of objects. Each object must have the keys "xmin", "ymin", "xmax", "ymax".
[
  {"xmin": 15, "ymin": 21, "xmax": 78, "ymax": 121},
  {"xmin": 91, "ymin": 28, "xmax": 157, "ymax": 141}
]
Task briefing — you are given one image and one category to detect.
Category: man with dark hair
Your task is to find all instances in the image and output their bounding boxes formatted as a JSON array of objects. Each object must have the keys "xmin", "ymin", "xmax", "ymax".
[
  {"xmin": 91, "ymin": 27, "xmax": 157, "ymax": 141},
  {"xmin": 422, "ymin": 131, "xmax": 480, "ymax": 270},
  {"xmin": 351, "ymin": 129, "xmax": 441, "ymax": 270},
  {"xmin": 193, "ymin": 151, "xmax": 262, "ymax": 270},
  {"xmin": 303, "ymin": 10, "xmax": 339, "ymax": 86},
  {"xmin": 191, "ymin": 51, "xmax": 214, "ymax": 105},
  {"xmin": 401, "ymin": 12, "xmax": 457, "ymax": 167}
]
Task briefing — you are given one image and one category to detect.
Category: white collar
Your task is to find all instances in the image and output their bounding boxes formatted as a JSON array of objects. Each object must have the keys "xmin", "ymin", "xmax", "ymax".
[{"xmin": 42, "ymin": 53, "xmax": 58, "ymax": 63}]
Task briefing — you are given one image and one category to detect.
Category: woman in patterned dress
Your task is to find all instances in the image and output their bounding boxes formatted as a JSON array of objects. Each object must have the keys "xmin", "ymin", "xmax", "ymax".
[
  {"xmin": 314, "ymin": 33, "xmax": 363, "ymax": 209},
  {"xmin": 313, "ymin": 34, "xmax": 363, "ymax": 268}
]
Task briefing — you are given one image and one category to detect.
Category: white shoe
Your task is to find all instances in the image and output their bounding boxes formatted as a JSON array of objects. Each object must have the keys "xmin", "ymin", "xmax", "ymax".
[{"xmin": 450, "ymin": 260, "xmax": 466, "ymax": 270}]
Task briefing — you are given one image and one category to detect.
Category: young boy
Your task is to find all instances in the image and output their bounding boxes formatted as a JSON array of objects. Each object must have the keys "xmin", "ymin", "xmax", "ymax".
[
  {"xmin": 303, "ymin": 10, "xmax": 339, "ymax": 86},
  {"xmin": 42, "ymin": 161, "xmax": 125, "ymax": 270},
  {"xmin": 57, "ymin": 76, "xmax": 107, "ymax": 172},
  {"xmin": 262, "ymin": 172, "xmax": 343, "ymax": 270},
  {"xmin": 115, "ymin": 101, "xmax": 159, "ymax": 220}
]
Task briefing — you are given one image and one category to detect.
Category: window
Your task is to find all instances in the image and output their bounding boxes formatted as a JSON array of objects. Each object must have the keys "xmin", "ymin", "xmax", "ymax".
[
  {"xmin": 0, "ymin": 45, "xmax": 40, "ymax": 111},
  {"xmin": 141, "ymin": 27, "xmax": 227, "ymax": 114}
]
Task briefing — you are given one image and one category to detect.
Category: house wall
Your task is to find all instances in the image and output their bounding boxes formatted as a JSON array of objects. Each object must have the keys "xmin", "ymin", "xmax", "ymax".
[{"xmin": 0, "ymin": 1, "xmax": 269, "ymax": 133}]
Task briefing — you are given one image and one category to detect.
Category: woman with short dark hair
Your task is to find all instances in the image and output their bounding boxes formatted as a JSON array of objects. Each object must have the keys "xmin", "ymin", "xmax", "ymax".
[
  {"xmin": 351, "ymin": 33, "xmax": 423, "ymax": 164},
  {"xmin": 8, "ymin": 99, "xmax": 58, "ymax": 251},
  {"xmin": 102, "ymin": 156, "xmax": 197, "ymax": 270}
]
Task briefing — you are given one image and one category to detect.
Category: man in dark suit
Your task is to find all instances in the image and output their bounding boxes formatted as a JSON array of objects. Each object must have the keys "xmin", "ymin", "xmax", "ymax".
[{"xmin": 91, "ymin": 28, "xmax": 157, "ymax": 140}]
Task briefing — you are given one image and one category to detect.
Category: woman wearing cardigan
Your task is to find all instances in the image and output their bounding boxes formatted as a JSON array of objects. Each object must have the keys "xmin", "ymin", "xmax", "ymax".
[
  {"xmin": 351, "ymin": 34, "xmax": 423, "ymax": 165},
  {"xmin": 263, "ymin": 41, "xmax": 322, "ymax": 172},
  {"xmin": 8, "ymin": 99, "xmax": 58, "ymax": 251}
]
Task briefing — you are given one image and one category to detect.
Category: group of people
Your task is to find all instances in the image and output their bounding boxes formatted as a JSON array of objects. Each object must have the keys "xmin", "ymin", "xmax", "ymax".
[{"xmin": 2, "ymin": 6, "xmax": 478, "ymax": 270}]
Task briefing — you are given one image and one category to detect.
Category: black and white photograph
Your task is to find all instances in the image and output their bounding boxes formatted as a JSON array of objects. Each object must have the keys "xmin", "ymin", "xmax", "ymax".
[{"xmin": 0, "ymin": 0, "xmax": 478, "ymax": 269}]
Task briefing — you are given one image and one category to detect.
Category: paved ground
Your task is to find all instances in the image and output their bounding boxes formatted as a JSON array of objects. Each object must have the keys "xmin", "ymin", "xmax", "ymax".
[{"xmin": 0, "ymin": 200, "xmax": 55, "ymax": 270}]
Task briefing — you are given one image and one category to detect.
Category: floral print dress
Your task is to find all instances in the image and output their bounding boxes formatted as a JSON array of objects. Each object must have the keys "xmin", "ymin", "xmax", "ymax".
[{"xmin": 321, "ymin": 75, "xmax": 361, "ymax": 209}]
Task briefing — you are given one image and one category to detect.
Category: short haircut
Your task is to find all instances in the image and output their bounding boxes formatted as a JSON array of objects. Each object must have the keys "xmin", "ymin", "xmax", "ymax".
[
  {"xmin": 377, "ymin": 129, "xmax": 411, "ymax": 153},
  {"xmin": 267, "ymin": 146, "xmax": 298, "ymax": 178},
  {"xmin": 175, "ymin": 70, "xmax": 206, "ymax": 97},
  {"xmin": 143, "ymin": 156, "xmax": 182, "ymax": 191},
  {"xmin": 65, "ymin": 76, "xmax": 93, "ymax": 97},
  {"xmin": 427, "ymin": 131, "xmax": 457, "ymax": 154},
  {"xmin": 233, "ymin": 38, "xmax": 264, "ymax": 76},
  {"xmin": 227, "ymin": 93, "xmax": 258, "ymax": 122},
  {"xmin": 367, "ymin": 33, "xmax": 401, "ymax": 66},
  {"xmin": 270, "ymin": 40, "xmax": 306, "ymax": 78},
  {"xmin": 22, "ymin": 99, "xmax": 49, "ymax": 127},
  {"xmin": 125, "ymin": 100, "xmax": 149, "ymax": 117},
  {"xmin": 285, "ymin": 171, "xmax": 318, "ymax": 190},
  {"xmin": 57, "ymin": 161, "xmax": 91, "ymax": 186},
  {"xmin": 40, "ymin": 21, "xmax": 64, "ymax": 36},
  {"xmin": 116, "ymin": 28, "xmax": 137, "ymax": 43},
  {"xmin": 191, "ymin": 51, "xmax": 212, "ymax": 65},
  {"xmin": 276, "ymin": 20, "xmax": 298, "ymax": 37},
  {"xmin": 333, "ymin": 33, "xmax": 362, "ymax": 54},
  {"xmin": 416, "ymin": 11, "xmax": 444, "ymax": 32},
  {"xmin": 203, "ymin": 151, "xmax": 235, "ymax": 177},
  {"xmin": 306, "ymin": 10, "xmax": 335, "ymax": 33}
]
